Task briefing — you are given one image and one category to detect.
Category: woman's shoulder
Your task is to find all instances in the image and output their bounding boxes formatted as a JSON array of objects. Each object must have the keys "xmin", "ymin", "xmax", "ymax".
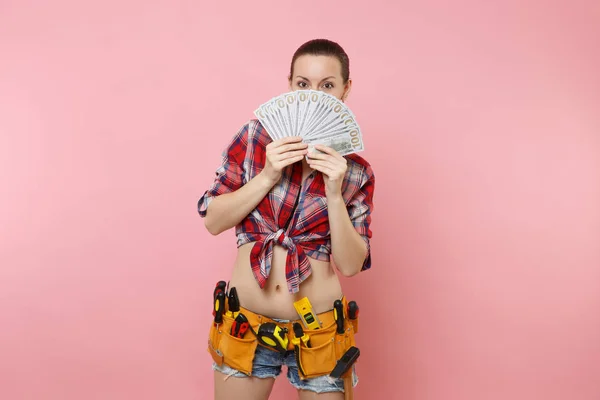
[
  {"xmin": 239, "ymin": 118, "xmax": 271, "ymax": 143},
  {"xmin": 345, "ymin": 153, "xmax": 374, "ymax": 180},
  {"xmin": 345, "ymin": 152, "xmax": 371, "ymax": 168},
  {"xmin": 221, "ymin": 119, "xmax": 270, "ymax": 153}
]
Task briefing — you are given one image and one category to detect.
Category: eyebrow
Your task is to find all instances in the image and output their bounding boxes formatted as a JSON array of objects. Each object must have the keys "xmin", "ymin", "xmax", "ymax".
[{"xmin": 295, "ymin": 75, "xmax": 337, "ymax": 82}]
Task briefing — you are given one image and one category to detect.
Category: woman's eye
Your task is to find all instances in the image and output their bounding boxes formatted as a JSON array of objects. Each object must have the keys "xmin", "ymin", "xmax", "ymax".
[
  {"xmin": 297, "ymin": 81, "xmax": 308, "ymax": 88},
  {"xmin": 323, "ymin": 82, "xmax": 334, "ymax": 89}
]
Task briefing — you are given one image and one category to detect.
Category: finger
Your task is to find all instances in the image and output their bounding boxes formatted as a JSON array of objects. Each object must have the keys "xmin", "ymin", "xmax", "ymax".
[
  {"xmin": 274, "ymin": 142, "xmax": 309, "ymax": 154},
  {"xmin": 270, "ymin": 136, "xmax": 303, "ymax": 147},
  {"xmin": 306, "ymin": 152, "xmax": 335, "ymax": 161},
  {"xmin": 267, "ymin": 145, "xmax": 308, "ymax": 161},
  {"xmin": 268, "ymin": 143, "xmax": 307, "ymax": 157},
  {"xmin": 306, "ymin": 159, "xmax": 342, "ymax": 172},
  {"xmin": 307, "ymin": 155, "xmax": 344, "ymax": 167},
  {"xmin": 308, "ymin": 163, "xmax": 337, "ymax": 177},
  {"xmin": 277, "ymin": 154, "xmax": 305, "ymax": 168},
  {"xmin": 314, "ymin": 145, "xmax": 344, "ymax": 161},
  {"xmin": 276, "ymin": 149, "xmax": 308, "ymax": 160}
]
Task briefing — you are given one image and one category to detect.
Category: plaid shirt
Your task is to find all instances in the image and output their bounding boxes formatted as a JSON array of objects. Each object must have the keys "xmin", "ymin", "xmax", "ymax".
[{"xmin": 198, "ymin": 119, "xmax": 375, "ymax": 294}]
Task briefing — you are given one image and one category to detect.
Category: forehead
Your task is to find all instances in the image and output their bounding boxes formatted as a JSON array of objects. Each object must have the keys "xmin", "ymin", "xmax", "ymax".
[{"xmin": 292, "ymin": 55, "xmax": 342, "ymax": 80}]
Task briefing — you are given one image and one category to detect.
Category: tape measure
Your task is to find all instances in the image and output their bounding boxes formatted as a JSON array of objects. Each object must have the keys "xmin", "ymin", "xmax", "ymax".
[
  {"xmin": 255, "ymin": 322, "xmax": 289, "ymax": 354},
  {"xmin": 293, "ymin": 297, "xmax": 321, "ymax": 330}
]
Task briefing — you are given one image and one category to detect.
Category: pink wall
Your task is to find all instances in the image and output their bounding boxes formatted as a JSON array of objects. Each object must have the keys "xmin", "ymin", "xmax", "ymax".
[{"xmin": 1, "ymin": 1, "xmax": 599, "ymax": 399}]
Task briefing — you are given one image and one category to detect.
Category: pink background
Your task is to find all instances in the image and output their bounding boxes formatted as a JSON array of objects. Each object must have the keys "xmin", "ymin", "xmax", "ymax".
[{"xmin": 1, "ymin": 1, "xmax": 599, "ymax": 399}]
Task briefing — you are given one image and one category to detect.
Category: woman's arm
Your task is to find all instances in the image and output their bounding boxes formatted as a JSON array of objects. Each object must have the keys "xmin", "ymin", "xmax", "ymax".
[
  {"xmin": 326, "ymin": 195, "xmax": 369, "ymax": 276},
  {"xmin": 203, "ymin": 172, "xmax": 274, "ymax": 235},
  {"xmin": 203, "ymin": 136, "xmax": 308, "ymax": 235},
  {"xmin": 306, "ymin": 145, "xmax": 373, "ymax": 277}
]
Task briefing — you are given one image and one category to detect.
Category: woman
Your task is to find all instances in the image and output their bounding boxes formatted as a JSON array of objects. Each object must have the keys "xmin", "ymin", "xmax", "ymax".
[{"xmin": 198, "ymin": 38, "xmax": 375, "ymax": 400}]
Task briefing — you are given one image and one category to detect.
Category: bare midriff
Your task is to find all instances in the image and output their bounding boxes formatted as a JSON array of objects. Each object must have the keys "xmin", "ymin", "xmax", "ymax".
[{"xmin": 228, "ymin": 242, "xmax": 343, "ymax": 320}]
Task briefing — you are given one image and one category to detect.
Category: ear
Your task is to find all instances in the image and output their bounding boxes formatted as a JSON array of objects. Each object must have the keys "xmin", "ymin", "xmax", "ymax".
[
  {"xmin": 342, "ymin": 79, "xmax": 352, "ymax": 102},
  {"xmin": 288, "ymin": 75, "xmax": 293, "ymax": 91}
]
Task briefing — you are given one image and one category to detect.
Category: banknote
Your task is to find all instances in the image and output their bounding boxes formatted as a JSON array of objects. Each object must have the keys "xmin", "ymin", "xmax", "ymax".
[{"xmin": 254, "ymin": 90, "xmax": 364, "ymax": 156}]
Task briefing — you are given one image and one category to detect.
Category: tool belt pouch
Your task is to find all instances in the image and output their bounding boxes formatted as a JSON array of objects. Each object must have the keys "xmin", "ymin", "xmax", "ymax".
[
  {"xmin": 207, "ymin": 321, "xmax": 224, "ymax": 366},
  {"xmin": 207, "ymin": 315, "xmax": 258, "ymax": 376},
  {"xmin": 296, "ymin": 320, "xmax": 357, "ymax": 380}
]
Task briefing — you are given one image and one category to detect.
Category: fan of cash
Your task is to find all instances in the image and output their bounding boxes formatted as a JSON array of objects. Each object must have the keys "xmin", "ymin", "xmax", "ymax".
[{"xmin": 254, "ymin": 90, "xmax": 364, "ymax": 156}]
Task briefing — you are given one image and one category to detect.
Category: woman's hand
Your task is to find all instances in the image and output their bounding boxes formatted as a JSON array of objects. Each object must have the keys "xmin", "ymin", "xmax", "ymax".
[
  {"xmin": 307, "ymin": 145, "xmax": 347, "ymax": 198},
  {"xmin": 260, "ymin": 137, "xmax": 308, "ymax": 185}
]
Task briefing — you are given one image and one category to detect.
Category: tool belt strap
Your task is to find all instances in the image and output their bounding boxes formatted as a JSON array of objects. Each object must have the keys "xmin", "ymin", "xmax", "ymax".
[{"xmin": 233, "ymin": 296, "xmax": 349, "ymax": 351}]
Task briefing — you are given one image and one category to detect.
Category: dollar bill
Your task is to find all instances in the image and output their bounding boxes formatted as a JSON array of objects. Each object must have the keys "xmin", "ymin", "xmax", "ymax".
[
  {"xmin": 304, "ymin": 128, "xmax": 364, "ymax": 156},
  {"xmin": 254, "ymin": 89, "xmax": 364, "ymax": 156}
]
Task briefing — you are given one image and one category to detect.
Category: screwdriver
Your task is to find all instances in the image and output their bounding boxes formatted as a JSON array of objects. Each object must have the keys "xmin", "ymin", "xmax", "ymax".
[
  {"xmin": 213, "ymin": 290, "xmax": 225, "ymax": 324},
  {"xmin": 227, "ymin": 287, "xmax": 240, "ymax": 318},
  {"xmin": 291, "ymin": 322, "xmax": 308, "ymax": 377},
  {"xmin": 347, "ymin": 300, "xmax": 359, "ymax": 334},
  {"xmin": 213, "ymin": 281, "xmax": 227, "ymax": 300},
  {"xmin": 347, "ymin": 301, "xmax": 359, "ymax": 320},
  {"xmin": 212, "ymin": 281, "xmax": 227, "ymax": 318},
  {"xmin": 333, "ymin": 299, "xmax": 345, "ymax": 334},
  {"xmin": 230, "ymin": 313, "xmax": 249, "ymax": 338}
]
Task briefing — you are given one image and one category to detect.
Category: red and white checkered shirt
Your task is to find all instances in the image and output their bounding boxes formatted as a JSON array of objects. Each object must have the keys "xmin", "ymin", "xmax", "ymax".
[{"xmin": 198, "ymin": 119, "xmax": 375, "ymax": 294}]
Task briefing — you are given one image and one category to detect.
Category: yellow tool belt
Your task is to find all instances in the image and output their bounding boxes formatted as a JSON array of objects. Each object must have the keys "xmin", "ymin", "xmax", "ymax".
[{"xmin": 207, "ymin": 296, "xmax": 359, "ymax": 383}]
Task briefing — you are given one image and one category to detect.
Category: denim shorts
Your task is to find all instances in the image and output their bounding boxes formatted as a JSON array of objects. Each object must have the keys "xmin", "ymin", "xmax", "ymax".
[{"xmin": 212, "ymin": 317, "xmax": 359, "ymax": 394}]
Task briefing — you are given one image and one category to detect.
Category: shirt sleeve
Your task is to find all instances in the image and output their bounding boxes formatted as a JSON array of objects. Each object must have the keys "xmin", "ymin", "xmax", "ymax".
[
  {"xmin": 345, "ymin": 164, "xmax": 375, "ymax": 271},
  {"xmin": 197, "ymin": 123, "xmax": 249, "ymax": 218}
]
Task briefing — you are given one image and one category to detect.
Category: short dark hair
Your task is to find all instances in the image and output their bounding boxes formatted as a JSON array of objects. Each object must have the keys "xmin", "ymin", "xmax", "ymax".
[{"xmin": 289, "ymin": 39, "xmax": 350, "ymax": 83}]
